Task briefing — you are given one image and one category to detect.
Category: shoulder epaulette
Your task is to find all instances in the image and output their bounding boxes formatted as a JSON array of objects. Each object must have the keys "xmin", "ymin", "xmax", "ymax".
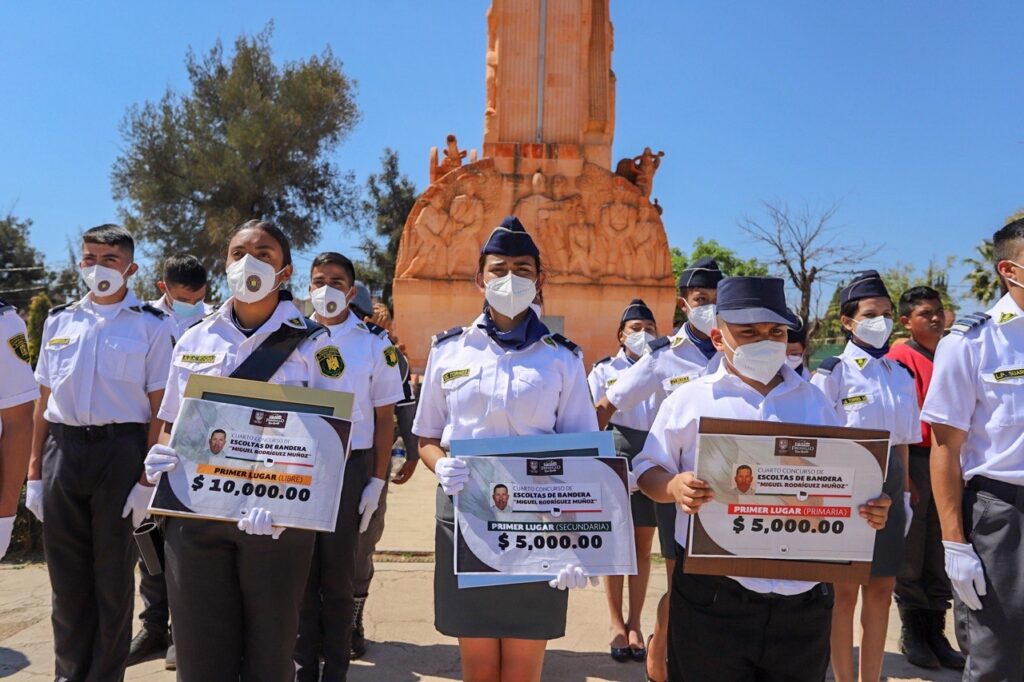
[
  {"xmin": 0, "ymin": 298, "xmax": 13, "ymax": 315},
  {"xmin": 48, "ymin": 302, "xmax": 73, "ymax": 317},
  {"xmin": 548, "ymin": 333, "xmax": 581, "ymax": 356},
  {"xmin": 950, "ymin": 312, "xmax": 991, "ymax": 335},
  {"xmin": 891, "ymin": 359, "xmax": 915, "ymax": 379},
  {"xmin": 130, "ymin": 303, "xmax": 168, "ymax": 319},
  {"xmin": 304, "ymin": 317, "xmax": 328, "ymax": 341},
  {"xmin": 432, "ymin": 326, "xmax": 464, "ymax": 346},
  {"xmin": 363, "ymin": 321, "xmax": 390, "ymax": 339},
  {"xmin": 816, "ymin": 356, "xmax": 841, "ymax": 375},
  {"xmin": 593, "ymin": 355, "xmax": 613, "ymax": 368},
  {"xmin": 648, "ymin": 336, "xmax": 671, "ymax": 352}
]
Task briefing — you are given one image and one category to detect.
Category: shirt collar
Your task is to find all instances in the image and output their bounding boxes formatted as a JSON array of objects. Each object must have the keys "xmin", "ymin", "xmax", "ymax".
[
  {"xmin": 79, "ymin": 290, "xmax": 142, "ymax": 315},
  {"xmin": 712, "ymin": 358, "xmax": 804, "ymax": 398},
  {"xmin": 325, "ymin": 311, "xmax": 358, "ymax": 336},
  {"xmin": 989, "ymin": 293, "xmax": 1024, "ymax": 326},
  {"xmin": 843, "ymin": 340, "xmax": 876, "ymax": 367},
  {"xmin": 215, "ymin": 297, "xmax": 308, "ymax": 336}
]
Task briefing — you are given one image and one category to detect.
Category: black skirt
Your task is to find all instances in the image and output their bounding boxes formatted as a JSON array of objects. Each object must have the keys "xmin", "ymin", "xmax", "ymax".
[
  {"xmin": 434, "ymin": 486, "xmax": 568, "ymax": 639},
  {"xmin": 610, "ymin": 423, "xmax": 658, "ymax": 528}
]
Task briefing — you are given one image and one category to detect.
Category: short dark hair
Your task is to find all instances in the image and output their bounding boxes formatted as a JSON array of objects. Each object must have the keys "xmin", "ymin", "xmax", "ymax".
[
  {"xmin": 311, "ymin": 252, "xmax": 356, "ymax": 283},
  {"xmin": 898, "ymin": 286, "xmax": 942, "ymax": 318},
  {"xmin": 993, "ymin": 218, "xmax": 1024, "ymax": 264},
  {"xmin": 493, "ymin": 484, "xmax": 508, "ymax": 494},
  {"xmin": 839, "ymin": 300, "xmax": 860, "ymax": 320},
  {"xmin": 210, "ymin": 429, "xmax": 226, "ymax": 438},
  {"xmin": 83, "ymin": 224, "xmax": 134, "ymax": 257},
  {"xmin": 736, "ymin": 465, "xmax": 752, "ymax": 475},
  {"xmin": 232, "ymin": 219, "xmax": 292, "ymax": 267},
  {"xmin": 162, "ymin": 255, "xmax": 208, "ymax": 289}
]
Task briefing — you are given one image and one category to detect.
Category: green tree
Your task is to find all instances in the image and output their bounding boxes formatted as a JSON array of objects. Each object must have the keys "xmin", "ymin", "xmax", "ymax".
[
  {"xmin": 111, "ymin": 23, "xmax": 361, "ymax": 279},
  {"xmin": 25, "ymin": 291, "xmax": 51, "ymax": 367},
  {"xmin": 963, "ymin": 239, "xmax": 1000, "ymax": 305},
  {"xmin": 351, "ymin": 149, "xmax": 416, "ymax": 308},
  {"xmin": 670, "ymin": 238, "xmax": 768, "ymax": 283},
  {"xmin": 0, "ymin": 213, "xmax": 47, "ymax": 310}
]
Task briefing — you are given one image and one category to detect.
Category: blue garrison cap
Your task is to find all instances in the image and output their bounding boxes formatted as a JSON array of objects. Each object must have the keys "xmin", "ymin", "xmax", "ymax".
[
  {"xmin": 840, "ymin": 270, "xmax": 890, "ymax": 306},
  {"xmin": 481, "ymin": 216, "xmax": 540, "ymax": 258},
  {"xmin": 677, "ymin": 256, "xmax": 724, "ymax": 289},
  {"xmin": 620, "ymin": 298, "xmax": 656, "ymax": 326},
  {"xmin": 716, "ymin": 276, "xmax": 801, "ymax": 329},
  {"xmin": 349, "ymin": 281, "xmax": 373, "ymax": 319}
]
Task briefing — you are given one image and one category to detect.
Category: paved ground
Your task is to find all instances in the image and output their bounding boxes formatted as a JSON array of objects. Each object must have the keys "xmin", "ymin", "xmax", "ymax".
[{"xmin": 0, "ymin": 472, "xmax": 963, "ymax": 681}]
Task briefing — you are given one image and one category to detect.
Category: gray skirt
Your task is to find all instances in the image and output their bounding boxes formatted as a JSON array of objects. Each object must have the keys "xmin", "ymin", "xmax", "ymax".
[
  {"xmin": 434, "ymin": 486, "xmax": 568, "ymax": 639},
  {"xmin": 871, "ymin": 448, "xmax": 907, "ymax": 577},
  {"xmin": 610, "ymin": 424, "xmax": 658, "ymax": 528}
]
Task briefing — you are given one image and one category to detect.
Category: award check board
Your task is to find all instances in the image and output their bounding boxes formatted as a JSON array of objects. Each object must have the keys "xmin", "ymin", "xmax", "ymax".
[
  {"xmin": 685, "ymin": 417, "xmax": 889, "ymax": 584},
  {"xmin": 148, "ymin": 376, "xmax": 354, "ymax": 532},
  {"xmin": 454, "ymin": 453, "xmax": 636, "ymax": 577}
]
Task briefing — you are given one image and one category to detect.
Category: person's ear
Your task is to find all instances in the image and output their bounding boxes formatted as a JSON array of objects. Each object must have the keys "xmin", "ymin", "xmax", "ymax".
[
  {"xmin": 279, "ymin": 264, "xmax": 293, "ymax": 283},
  {"xmin": 156, "ymin": 281, "xmax": 167, "ymax": 295},
  {"xmin": 474, "ymin": 272, "xmax": 485, "ymax": 293},
  {"xmin": 125, "ymin": 262, "xmax": 139, "ymax": 278},
  {"xmin": 676, "ymin": 296, "xmax": 685, "ymax": 311},
  {"xmin": 899, "ymin": 314, "xmax": 911, "ymax": 328},
  {"xmin": 996, "ymin": 260, "xmax": 1018, "ymax": 282},
  {"xmin": 535, "ymin": 271, "xmax": 546, "ymax": 291},
  {"xmin": 840, "ymin": 315, "xmax": 857, "ymax": 333},
  {"xmin": 710, "ymin": 327, "xmax": 726, "ymax": 353}
]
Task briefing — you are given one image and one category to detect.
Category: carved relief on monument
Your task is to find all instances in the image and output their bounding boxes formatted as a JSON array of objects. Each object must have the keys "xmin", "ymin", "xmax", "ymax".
[
  {"xmin": 615, "ymin": 147, "xmax": 664, "ymax": 198},
  {"xmin": 429, "ymin": 134, "xmax": 478, "ymax": 184}
]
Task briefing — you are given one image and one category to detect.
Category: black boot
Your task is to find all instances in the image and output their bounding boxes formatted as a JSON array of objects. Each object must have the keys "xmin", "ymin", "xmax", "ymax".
[
  {"xmin": 126, "ymin": 627, "xmax": 168, "ymax": 666},
  {"xmin": 350, "ymin": 594, "xmax": 368, "ymax": 660},
  {"xmin": 925, "ymin": 610, "xmax": 966, "ymax": 670},
  {"xmin": 898, "ymin": 607, "xmax": 940, "ymax": 669}
]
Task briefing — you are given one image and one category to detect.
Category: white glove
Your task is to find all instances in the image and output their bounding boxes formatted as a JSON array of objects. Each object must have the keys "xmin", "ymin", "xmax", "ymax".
[
  {"xmin": 435, "ymin": 457, "xmax": 469, "ymax": 496},
  {"xmin": 121, "ymin": 483, "xmax": 154, "ymax": 528},
  {"xmin": 0, "ymin": 516, "xmax": 14, "ymax": 559},
  {"xmin": 627, "ymin": 470, "xmax": 639, "ymax": 494},
  {"xmin": 358, "ymin": 477, "xmax": 386, "ymax": 533},
  {"xmin": 549, "ymin": 563, "xmax": 600, "ymax": 590},
  {"xmin": 144, "ymin": 444, "xmax": 179, "ymax": 484},
  {"xmin": 903, "ymin": 491, "xmax": 913, "ymax": 536},
  {"xmin": 26, "ymin": 480, "xmax": 44, "ymax": 522},
  {"xmin": 943, "ymin": 541, "xmax": 986, "ymax": 610},
  {"xmin": 237, "ymin": 507, "xmax": 285, "ymax": 539}
]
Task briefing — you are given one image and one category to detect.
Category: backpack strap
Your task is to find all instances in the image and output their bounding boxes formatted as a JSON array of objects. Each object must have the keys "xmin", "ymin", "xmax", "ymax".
[{"xmin": 229, "ymin": 318, "xmax": 325, "ymax": 383}]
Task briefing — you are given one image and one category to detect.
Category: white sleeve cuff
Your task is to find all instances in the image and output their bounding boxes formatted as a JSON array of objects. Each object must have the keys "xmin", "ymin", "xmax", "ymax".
[{"xmin": 0, "ymin": 387, "xmax": 39, "ymax": 410}]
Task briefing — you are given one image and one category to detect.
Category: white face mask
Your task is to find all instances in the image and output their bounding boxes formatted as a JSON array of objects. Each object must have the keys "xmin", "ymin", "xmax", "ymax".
[
  {"xmin": 485, "ymin": 273, "xmax": 537, "ymax": 319},
  {"xmin": 785, "ymin": 354, "xmax": 804, "ymax": 369},
  {"xmin": 226, "ymin": 254, "xmax": 285, "ymax": 304},
  {"xmin": 854, "ymin": 315, "xmax": 893, "ymax": 349},
  {"xmin": 724, "ymin": 337, "xmax": 787, "ymax": 385},
  {"xmin": 623, "ymin": 330, "xmax": 655, "ymax": 357},
  {"xmin": 81, "ymin": 264, "xmax": 129, "ymax": 297},
  {"xmin": 684, "ymin": 301, "xmax": 717, "ymax": 336},
  {"xmin": 310, "ymin": 285, "xmax": 351, "ymax": 319}
]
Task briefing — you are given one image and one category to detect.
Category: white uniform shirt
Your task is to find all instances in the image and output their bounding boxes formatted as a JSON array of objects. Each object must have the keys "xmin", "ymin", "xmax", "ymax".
[
  {"xmin": 0, "ymin": 304, "xmax": 40, "ymax": 411},
  {"xmin": 158, "ymin": 299, "xmax": 363, "ymax": 424},
  {"xmin": 323, "ymin": 314, "xmax": 404, "ymax": 450},
  {"xmin": 412, "ymin": 315, "xmax": 598, "ymax": 445},
  {"xmin": 35, "ymin": 292, "xmax": 176, "ymax": 426},
  {"xmin": 149, "ymin": 296, "xmax": 216, "ymax": 337},
  {"xmin": 921, "ymin": 293, "xmax": 1024, "ymax": 486},
  {"xmin": 810, "ymin": 340, "xmax": 920, "ymax": 445},
  {"xmin": 605, "ymin": 324, "xmax": 720, "ymax": 423},
  {"xmin": 588, "ymin": 349, "xmax": 659, "ymax": 431},
  {"xmin": 634, "ymin": 362, "xmax": 842, "ymax": 595}
]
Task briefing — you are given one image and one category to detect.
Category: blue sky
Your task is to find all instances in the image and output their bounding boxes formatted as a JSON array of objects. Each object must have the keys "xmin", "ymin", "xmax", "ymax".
[{"xmin": 1, "ymin": 1, "xmax": 1021, "ymax": 306}]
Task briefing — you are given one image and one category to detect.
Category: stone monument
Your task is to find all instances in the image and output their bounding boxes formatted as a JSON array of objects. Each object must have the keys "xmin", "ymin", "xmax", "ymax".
[{"xmin": 393, "ymin": 0, "xmax": 675, "ymax": 369}]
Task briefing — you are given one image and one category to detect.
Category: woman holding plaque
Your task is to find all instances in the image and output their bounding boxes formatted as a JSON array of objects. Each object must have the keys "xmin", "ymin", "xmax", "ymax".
[
  {"xmin": 136, "ymin": 219, "xmax": 361, "ymax": 682},
  {"xmin": 412, "ymin": 216, "xmax": 600, "ymax": 682},
  {"xmin": 811, "ymin": 270, "xmax": 917, "ymax": 682},
  {"xmin": 588, "ymin": 299, "xmax": 660, "ymax": 662}
]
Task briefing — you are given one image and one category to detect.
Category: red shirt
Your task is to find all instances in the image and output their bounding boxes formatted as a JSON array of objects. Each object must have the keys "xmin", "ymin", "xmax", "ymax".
[{"xmin": 886, "ymin": 341, "xmax": 935, "ymax": 448}]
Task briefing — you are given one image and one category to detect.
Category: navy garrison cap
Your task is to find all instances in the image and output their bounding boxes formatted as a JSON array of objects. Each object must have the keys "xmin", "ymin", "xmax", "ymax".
[
  {"xmin": 621, "ymin": 298, "xmax": 656, "ymax": 325},
  {"xmin": 481, "ymin": 216, "xmax": 540, "ymax": 258},
  {"xmin": 349, "ymin": 281, "xmax": 373, "ymax": 319},
  {"xmin": 840, "ymin": 270, "xmax": 890, "ymax": 306},
  {"xmin": 787, "ymin": 322, "xmax": 807, "ymax": 345},
  {"xmin": 677, "ymin": 257, "xmax": 724, "ymax": 289},
  {"xmin": 716, "ymin": 276, "xmax": 801, "ymax": 329}
]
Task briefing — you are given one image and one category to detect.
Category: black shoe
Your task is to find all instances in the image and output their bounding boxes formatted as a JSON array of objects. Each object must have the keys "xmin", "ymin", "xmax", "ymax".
[
  {"xmin": 126, "ymin": 627, "xmax": 168, "ymax": 667},
  {"xmin": 164, "ymin": 643, "xmax": 176, "ymax": 671},
  {"xmin": 924, "ymin": 610, "xmax": 966, "ymax": 670},
  {"xmin": 898, "ymin": 608, "xmax": 940, "ymax": 669},
  {"xmin": 609, "ymin": 646, "xmax": 631, "ymax": 662},
  {"xmin": 350, "ymin": 594, "xmax": 368, "ymax": 660}
]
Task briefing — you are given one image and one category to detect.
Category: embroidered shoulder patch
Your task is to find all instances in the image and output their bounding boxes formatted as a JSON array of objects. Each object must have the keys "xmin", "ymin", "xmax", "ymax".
[
  {"xmin": 998, "ymin": 311, "xmax": 1017, "ymax": 324},
  {"xmin": 315, "ymin": 346, "xmax": 345, "ymax": 378},
  {"xmin": 854, "ymin": 357, "xmax": 869, "ymax": 369},
  {"xmin": 383, "ymin": 345, "xmax": 399, "ymax": 368},
  {"xmin": 7, "ymin": 333, "xmax": 29, "ymax": 363}
]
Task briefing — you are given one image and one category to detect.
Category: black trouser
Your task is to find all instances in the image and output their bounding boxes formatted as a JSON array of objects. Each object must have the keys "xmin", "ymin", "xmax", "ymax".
[
  {"xmin": 138, "ymin": 554, "xmax": 170, "ymax": 633},
  {"xmin": 293, "ymin": 448, "xmax": 373, "ymax": 682},
  {"xmin": 41, "ymin": 422, "xmax": 147, "ymax": 682},
  {"xmin": 164, "ymin": 516, "xmax": 315, "ymax": 682},
  {"xmin": 668, "ymin": 546, "xmax": 834, "ymax": 682},
  {"xmin": 895, "ymin": 446, "xmax": 952, "ymax": 612}
]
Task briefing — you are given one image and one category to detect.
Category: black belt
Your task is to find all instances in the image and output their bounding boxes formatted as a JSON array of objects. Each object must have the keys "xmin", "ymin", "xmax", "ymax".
[
  {"xmin": 48, "ymin": 422, "xmax": 146, "ymax": 442},
  {"xmin": 968, "ymin": 475, "xmax": 1024, "ymax": 510}
]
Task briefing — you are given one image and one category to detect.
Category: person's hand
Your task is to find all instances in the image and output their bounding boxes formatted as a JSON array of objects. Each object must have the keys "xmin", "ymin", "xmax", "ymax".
[
  {"xmin": 237, "ymin": 507, "xmax": 285, "ymax": 539},
  {"xmin": 627, "ymin": 470, "xmax": 639, "ymax": 494},
  {"xmin": 549, "ymin": 563, "xmax": 600, "ymax": 590},
  {"xmin": 667, "ymin": 472, "xmax": 713, "ymax": 514},
  {"xmin": 943, "ymin": 541, "xmax": 986, "ymax": 610},
  {"xmin": 0, "ymin": 516, "xmax": 14, "ymax": 559},
  {"xmin": 435, "ymin": 457, "xmax": 469, "ymax": 495},
  {"xmin": 358, "ymin": 478, "xmax": 386, "ymax": 533},
  {"xmin": 859, "ymin": 493, "xmax": 891, "ymax": 530},
  {"xmin": 121, "ymin": 483, "xmax": 154, "ymax": 528},
  {"xmin": 25, "ymin": 479, "xmax": 44, "ymax": 522},
  {"xmin": 392, "ymin": 457, "xmax": 419, "ymax": 485},
  {"xmin": 903, "ymin": 491, "xmax": 913, "ymax": 536},
  {"xmin": 144, "ymin": 444, "xmax": 179, "ymax": 484}
]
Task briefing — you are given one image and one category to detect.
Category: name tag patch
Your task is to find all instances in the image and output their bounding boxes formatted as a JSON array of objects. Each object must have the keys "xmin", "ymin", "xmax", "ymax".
[
  {"xmin": 47, "ymin": 337, "xmax": 73, "ymax": 347},
  {"xmin": 669, "ymin": 376, "xmax": 691, "ymax": 386},
  {"xmin": 993, "ymin": 367, "xmax": 1024, "ymax": 382},
  {"xmin": 443, "ymin": 368, "xmax": 471, "ymax": 384},
  {"xmin": 841, "ymin": 394, "xmax": 869, "ymax": 407},
  {"xmin": 178, "ymin": 353, "xmax": 222, "ymax": 365}
]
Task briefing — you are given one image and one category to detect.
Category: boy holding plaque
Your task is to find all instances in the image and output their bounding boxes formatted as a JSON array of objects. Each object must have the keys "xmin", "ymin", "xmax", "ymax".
[{"xmin": 635, "ymin": 276, "xmax": 892, "ymax": 682}]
